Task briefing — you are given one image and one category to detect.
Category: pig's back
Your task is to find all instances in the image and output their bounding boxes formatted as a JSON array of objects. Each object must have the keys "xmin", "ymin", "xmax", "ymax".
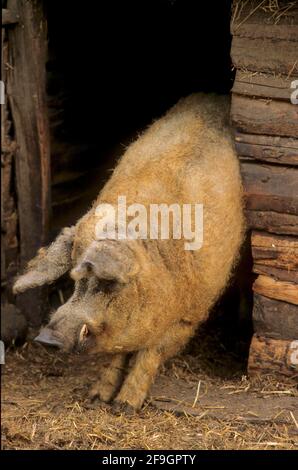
[{"xmin": 95, "ymin": 94, "xmax": 244, "ymax": 316}]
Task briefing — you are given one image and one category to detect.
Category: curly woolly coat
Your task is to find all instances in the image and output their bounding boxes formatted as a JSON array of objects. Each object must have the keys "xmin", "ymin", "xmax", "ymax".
[{"xmin": 14, "ymin": 93, "xmax": 244, "ymax": 411}]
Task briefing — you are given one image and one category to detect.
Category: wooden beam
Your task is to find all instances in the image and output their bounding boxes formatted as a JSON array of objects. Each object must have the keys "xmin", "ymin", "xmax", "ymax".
[
  {"xmin": 232, "ymin": 70, "xmax": 296, "ymax": 102},
  {"xmin": 245, "ymin": 210, "xmax": 298, "ymax": 236},
  {"xmin": 253, "ymin": 294, "xmax": 298, "ymax": 340},
  {"xmin": 231, "ymin": 35, "xmax": 298, "ymax": 76},
  {"xmin": 251, "ymin": 231, "xmax": 298, "ymax": 273},
  {"xmin": 7, "ymin": 0, "xmax": 51, "ymax": 326},
  {"xmin": 234, "ymin": 132, "xmax": 298, "ymax": 166},
  {"xmin": 248, "ymin": 335, "xmax": 298, "ymax": 378},
  {"xmin": 241, "ymin": 163, "xmax": 298, "ymax": 216},
  {"xmin": 231, "ymin": 23, "xmax": 298, "ymax": 42},
  {"xmin": 253, "ymin": 264, "xmax": 297, "ymax": 283},
  {"xmin": 231, "ymin": 94, "xmax": 298, "ymax": 139},
  {"xmin": 253, "ymin": 274, "xmax": 298, "ymax": 305}
]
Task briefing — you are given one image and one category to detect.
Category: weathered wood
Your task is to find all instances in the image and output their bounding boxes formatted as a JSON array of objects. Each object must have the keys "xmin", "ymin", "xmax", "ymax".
[
  {"xmin": 2, "ymin": 9, "xmax": 20, "ymax": 26},
  {"xmin": 7, "ymin": 0, "xmax": 51, "ymax": 325},
  {"xmin": 231, "ymin": 23, "xmax": 298, "ymax": 42},
  {"xmin": 231, "ymin": 35, "xmax": 298, "ymax": 76},
  {"xmin": 232, "ymin": 70, "xmax": 296, "ymax": 101},
  {"xmin": 234, "ymin": 132, "xmax": 298, "ymax": 166},
  {"xmin": 241, "ymin": 163, "xmax": 298, "ymax": 215},
  {"xmin": 231, "ymin": 95, "xmax": 298, "ymax": 138},
  {"xmin": 248, "ymin": 335, "xmax": 298, "ymax": 378},
  {"xmin": 253, "ymin": 293, "xmax": 298, "ymax": 340},
  {"xmin": 253, "ymin": 274, "xmax": 298, "ymax": 305},
  {"xmin": 253, "ymin": 264, "xmax": 297, "ymax": 283},
  {"xmin": 245, "ymin": 210, "xmax": 298, "ymax": 236},
  {"xmin": 1, "ymin": 27, "xmax": 18, "ymax": 286},
  {"xmin": 251, "ymin": 231, "xmax": 298, "ymax": 273}
]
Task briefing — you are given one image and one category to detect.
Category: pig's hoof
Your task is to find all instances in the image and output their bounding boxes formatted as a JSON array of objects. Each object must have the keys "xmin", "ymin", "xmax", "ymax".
[
  {"xmin": 89, "ymin": 382, "xmax": 114, "ymax": 404},
  {"xmin": 111, "ymin": 400, "xmax": 137, "ymax": 416}
]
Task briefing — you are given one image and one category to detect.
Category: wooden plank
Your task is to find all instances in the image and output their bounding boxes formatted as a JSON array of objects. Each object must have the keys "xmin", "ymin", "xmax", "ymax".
[
  {"xmin": 231, "ymin": 95, "xmax": 298, "ymax": 138},
  {"xmin": 245, "ymin": 210, "xmax": 298, "ymax": 236},
  {"xmin": 253, "ymin": 264, "xmax": 297, "ymax": 283},
  {"xmin": 232, "ymin": 70, "xmax": 295, "ymax": 101},
  {"xmin": 234, "ymin": 132, "xmax": 298, "ymax": 166},
  {"xmin": 1, "ymin": 28, "xmax": 19, "ymax": 287},
  {"xmin": 253, "ymin": 294, "xmax": 298, "ymax": 340},
  {"xmin": 251, "ymin": 231, "xmax": 298, "ymax": 272},
  {"xmin": 231, "ymin": 23, "xmax": 298, "ymax": 42},
  {"xmin": 2, "ymin": 8, "xmax": 20, "ymax": 26},
  {"xmin": 248, "ymin": 334, "xmax": 298, "ymax": 378},
  {"xmin": 231, "ymin": 35, "xmax": 298, "ymax": 76},
  {"xmin": 235, "ymin": 132, "xmax": 298, "ymax": 150},
  {"xmin": 253, "ymin": 274, "xmax": 298, "ymax": 305},
  {"xmin": 7, "ymin": 0, "xmax": 51, "ymax": 326},
  {"xmin": 241, "ymin": 163, "xmax": 298, "ymax": 215}
]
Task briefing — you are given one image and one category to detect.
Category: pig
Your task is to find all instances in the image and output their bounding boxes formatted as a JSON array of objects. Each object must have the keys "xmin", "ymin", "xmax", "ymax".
[{"xmin": 13, "ymin": 93, "xmax": 245, "ymax": 412}]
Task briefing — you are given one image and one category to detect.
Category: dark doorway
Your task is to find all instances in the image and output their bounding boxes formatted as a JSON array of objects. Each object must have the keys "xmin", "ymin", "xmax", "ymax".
[{"xmin": 46, "ymin": 0, "xmax": 234, "ymax": 233}]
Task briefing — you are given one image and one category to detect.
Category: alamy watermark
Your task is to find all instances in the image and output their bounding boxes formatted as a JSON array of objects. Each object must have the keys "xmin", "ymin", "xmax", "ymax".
[
  {"xmin": 0, "ymin": 340, "xmax": 5, "ymax": 365},
  {"xmin": 290, "ymin": 79, "xmax": 298, "ymax": 105},
  {"xmin": 0, "ymin": 81, "xmax": 5, "ymax": 105},
  {"xmin": 290, "ymin": 340, "xmax": 298, "ymax": 366},
  {"xmin": 95, "ymin": 196, "xmax": 203, "ymax": 250}
]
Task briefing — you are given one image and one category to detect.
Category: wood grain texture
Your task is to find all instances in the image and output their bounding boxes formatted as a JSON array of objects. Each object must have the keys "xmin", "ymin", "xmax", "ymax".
[
  {"xmin": 235, "ymin": 132, "xmax": 298, "ymax": 166},
  {"xmin": 241, "ymin": 163, "xmax": 298, "ymax": 215},
  {"xmin": 231, "ymin": 35, "xmax": 298, "ymax": 76},
  {"xmin": 248, "ymin": 334, "xmax": 298, "ymax": 378},
  {"xmin": 231, "ymin": 23, "xmax": 298, "ymax": 42},
  {"xmin": 253, "ymin": 274, "xmax": 298, "ymax": 305},
  {"xmin": 253, "ymin": 293, "xmax": 298, "ymax": 340},
  {"xmin": 251, "ymin": 231, "xmax": 298, "ymax": 273},
  {"xmin": 231, "ymin": 95, "xmax": 298, "ymax": 138},
  {"xmin": 253, "ymin": 264, "xmax": 298, "ymax": 283},
  {"xmin": 245, "ymin": 210, "xmax": 298, "ymax": 236},
  {"xmin": 232, "ymin": 70, "xmax": 296, "ymax": 101},
  {"xmin": 6, "ymin": 0, "xmax": 51, "ymax": 325}
]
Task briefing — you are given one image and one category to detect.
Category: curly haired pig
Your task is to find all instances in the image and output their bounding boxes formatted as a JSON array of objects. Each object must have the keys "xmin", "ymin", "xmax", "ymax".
[{"xmin": 13, "ymin": 94, "xmax": 244, "ymax": 412}]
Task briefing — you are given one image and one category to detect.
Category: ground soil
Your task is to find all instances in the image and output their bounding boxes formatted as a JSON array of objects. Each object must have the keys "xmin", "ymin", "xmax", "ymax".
[{"xmin": 2, "ymin": 325, "xmax": 298, "ymax": 450}]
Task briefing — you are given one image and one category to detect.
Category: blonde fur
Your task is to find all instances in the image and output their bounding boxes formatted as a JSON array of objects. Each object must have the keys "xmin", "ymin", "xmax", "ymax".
[{"xmin": 14, "ymin": 94, "xmax": 245, "ymax": 411}]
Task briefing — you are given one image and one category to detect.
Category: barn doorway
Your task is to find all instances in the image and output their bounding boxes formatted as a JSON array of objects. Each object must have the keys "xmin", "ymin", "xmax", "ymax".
[
  {"xmin": 46, "ymin": 0, "xmax": 234, "ymax": 231},
  {"xmin": 45, "ymin": 0, "xmax": 253, "ymax": 370}
]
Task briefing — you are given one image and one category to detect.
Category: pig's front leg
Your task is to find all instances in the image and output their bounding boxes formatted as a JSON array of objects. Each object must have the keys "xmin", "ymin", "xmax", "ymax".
[
  {"xmin": 113, "ymin": 348, "xmax": 162, "ymax": 412},
  {"xmin": 113, "ymin": 321, "xmax": 195, "ymax": 412},
  {"xmin": 89, "ymin": 353, "xmax": 126, "ymax": 403}
]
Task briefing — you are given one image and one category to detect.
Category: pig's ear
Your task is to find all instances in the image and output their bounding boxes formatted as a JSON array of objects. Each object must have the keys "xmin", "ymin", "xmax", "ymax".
[
  {"xmin": 71, "ymin": 240, "xmax": 138, "ymax": 284},
  {"xmin": 13, "ymin": 227, "xmax": 75, "ymax": 294}
]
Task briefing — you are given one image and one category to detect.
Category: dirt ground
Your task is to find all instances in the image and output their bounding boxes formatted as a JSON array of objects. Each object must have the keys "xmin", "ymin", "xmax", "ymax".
[{"xmin": 2, "ymin": 323, "xmax": 298, "ymax": 451}]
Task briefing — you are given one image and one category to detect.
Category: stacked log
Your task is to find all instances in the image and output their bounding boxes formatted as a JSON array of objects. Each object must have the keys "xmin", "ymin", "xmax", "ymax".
[{"xmin": 230, "ymin": 0, "xmax": 298, "ymax": 378}]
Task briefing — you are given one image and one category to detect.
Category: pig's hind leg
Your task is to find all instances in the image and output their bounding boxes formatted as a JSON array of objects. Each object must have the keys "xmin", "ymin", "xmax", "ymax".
[
  {"xmin": 89, "ymin": 353, "xmax": 126, "ymax": 403},
  {"xmin": 113, "ymin": 320, "xmax": 195, "ymax": 412}
]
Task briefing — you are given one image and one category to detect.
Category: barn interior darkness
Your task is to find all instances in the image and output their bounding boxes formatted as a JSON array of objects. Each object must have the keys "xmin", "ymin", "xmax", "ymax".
[
  {"xmin": 45, "ymin": 0, "xmax": 253, "ymax": 361},
  {"xmin": 46, "ymin": 0, "xmax": 234, "ymax": 231}
]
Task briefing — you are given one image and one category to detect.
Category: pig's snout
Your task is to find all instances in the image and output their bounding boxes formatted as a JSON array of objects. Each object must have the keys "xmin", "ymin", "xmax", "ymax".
[{"xmin": 34, "ymin": 327, "xmax": 64, "ymax": 348}]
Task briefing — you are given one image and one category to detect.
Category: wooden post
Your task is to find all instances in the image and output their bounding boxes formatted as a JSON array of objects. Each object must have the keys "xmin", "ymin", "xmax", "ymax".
[
  {"xmin": 6, "ymin": 0, "xmax": 51, "ymax": 326},
  {"xmin": 248, "ymin": 335, "xmax": 298, "ymax": 378}
]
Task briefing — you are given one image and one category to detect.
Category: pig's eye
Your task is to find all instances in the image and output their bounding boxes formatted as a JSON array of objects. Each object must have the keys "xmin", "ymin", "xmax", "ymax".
[{"xmin": 92, "ymin": 279, "xmax": 119, "ymax": 295}]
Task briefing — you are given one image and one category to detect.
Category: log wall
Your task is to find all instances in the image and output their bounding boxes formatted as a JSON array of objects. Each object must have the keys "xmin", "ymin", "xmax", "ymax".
[{"xmin": 231, "ymin": 0, "xmax": 298, "ymax": 378}]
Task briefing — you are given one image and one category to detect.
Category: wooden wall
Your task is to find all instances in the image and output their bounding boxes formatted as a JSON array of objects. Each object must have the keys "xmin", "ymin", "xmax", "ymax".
[
  {"xmin": 2, "ymin": 0, "xmax": 51, "ymax": 327},
  {"xmin": 231, "ymin": 0, "xmax": 298, "ymax": 377}
]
